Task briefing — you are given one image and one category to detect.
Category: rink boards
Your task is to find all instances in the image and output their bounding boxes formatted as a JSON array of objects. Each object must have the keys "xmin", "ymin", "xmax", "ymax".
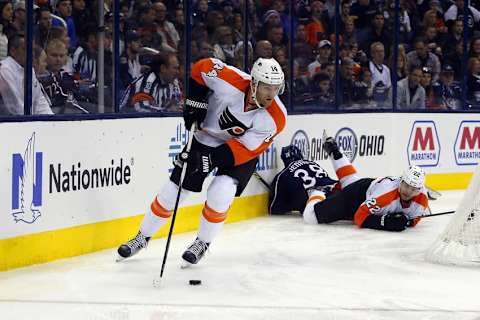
[{"xmin": 1, "ymin": 113, "xmax": 479, "ymax": 270}]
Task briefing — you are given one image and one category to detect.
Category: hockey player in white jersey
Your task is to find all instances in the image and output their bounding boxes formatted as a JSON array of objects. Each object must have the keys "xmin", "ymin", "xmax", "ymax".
[
  {"xmin": 117, "ymin": 57, "xmax": 287, "ymax": 265},
  {"xmin": 302, "ymin": 135, "xmax": 429, "ymax": 231}
]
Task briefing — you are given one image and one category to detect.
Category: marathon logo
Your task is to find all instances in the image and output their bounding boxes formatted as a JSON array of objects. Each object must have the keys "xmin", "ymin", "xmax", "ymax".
[
  {"xmin": 454, "ymin": 121, "xmax": 480, "ymax": 165},
  {"xmin": 407, "ymin": 121, "xmax": 440, "ymax": 167}
]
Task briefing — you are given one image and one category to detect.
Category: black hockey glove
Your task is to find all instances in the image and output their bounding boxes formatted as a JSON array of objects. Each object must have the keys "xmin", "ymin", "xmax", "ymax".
[
  {"xmin": 183, "ymin": 78, "xmax": 210, "ymax": 130},
  {"xmin": 174, "ymin": 149, "xmax": 213, "ymax": 174},
  {"xmin": 183, "ymin": 99, "xmax": 208, "ymax": 130},
  {"xmin": 361, "ymin": 212, "xmax": 409, "ymax": 232}
]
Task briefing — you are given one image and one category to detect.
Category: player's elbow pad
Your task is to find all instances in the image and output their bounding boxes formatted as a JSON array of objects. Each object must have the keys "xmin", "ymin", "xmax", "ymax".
[{"xmin": 361, "ymin": 213, "xmax": 408, "ymax": 232}]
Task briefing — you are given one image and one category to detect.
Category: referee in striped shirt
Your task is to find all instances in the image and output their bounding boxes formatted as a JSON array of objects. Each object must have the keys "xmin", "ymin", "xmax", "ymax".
[{"xmin": 120, "ymin": 51, "xmax": 183, "ymax": 112}]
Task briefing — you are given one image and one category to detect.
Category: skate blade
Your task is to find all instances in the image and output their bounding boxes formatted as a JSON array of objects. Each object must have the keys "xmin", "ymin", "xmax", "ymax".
[
  {"xmin": 115, "ymin": 254, "xmax": 128, "ymax": 262},
  {"xmin": 181, "ymin": 260, "xmax": 192, "ymax": 269}
]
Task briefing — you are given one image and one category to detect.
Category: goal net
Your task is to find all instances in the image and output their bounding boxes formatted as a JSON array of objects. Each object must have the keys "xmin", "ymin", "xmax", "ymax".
[{"xmin": 426, "ymin": 164, "xmax": 480, "ymax": 266}]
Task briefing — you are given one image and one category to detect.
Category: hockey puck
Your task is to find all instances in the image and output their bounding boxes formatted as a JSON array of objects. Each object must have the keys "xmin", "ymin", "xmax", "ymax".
[{"xmin": 189, "ymin": 280, "xmax": 202, "ymax": 285}]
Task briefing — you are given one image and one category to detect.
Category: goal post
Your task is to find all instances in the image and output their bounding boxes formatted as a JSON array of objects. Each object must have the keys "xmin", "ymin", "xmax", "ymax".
[{"xmin": 426, "ymin": 164, "xmax": 480, "ymax": 266}]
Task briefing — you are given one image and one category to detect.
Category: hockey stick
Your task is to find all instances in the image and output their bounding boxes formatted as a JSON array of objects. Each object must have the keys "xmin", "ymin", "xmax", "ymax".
[
  {"xmin": 253, "ymin": 171, "xmax": 271, "ymax": 191},
  {"xmin": 421, "ymin": 210, "xmax": 455, "ymax": 218},
  {"xmin": 426, "ymin": 186, "xmax": 442, "ymax": 201},
  {"xmin": 154, "ymin": 123, "xmax": 196, "ymax": 286}
]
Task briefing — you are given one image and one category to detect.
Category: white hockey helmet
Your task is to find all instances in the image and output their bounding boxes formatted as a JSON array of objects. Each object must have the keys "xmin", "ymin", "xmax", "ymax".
[
  {"xmin": 250, "ymin": 57, "xmax": 285, "ymax": 107},
  {"xmin": 401, "ymin": 165, "xmax": 426, "ymax": 189}
]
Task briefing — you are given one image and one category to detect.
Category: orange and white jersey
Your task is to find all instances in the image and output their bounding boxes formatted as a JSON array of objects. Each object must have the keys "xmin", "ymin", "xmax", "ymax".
[
  {"xmin": 331, "ymin": 156, "xmax": 428, "ymax": 227},
  {"xmin": 191, "ymin": 58, "xmax": 287, "ymax": 166}
]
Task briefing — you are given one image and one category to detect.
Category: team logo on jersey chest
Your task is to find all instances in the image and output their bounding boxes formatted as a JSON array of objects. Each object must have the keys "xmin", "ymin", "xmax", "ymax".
[{"xmin": 219, "ymin": 107, "xmax": 250, "ymax": 137}]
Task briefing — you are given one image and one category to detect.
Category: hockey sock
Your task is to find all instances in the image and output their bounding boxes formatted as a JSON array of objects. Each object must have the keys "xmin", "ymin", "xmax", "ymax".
[
  {"xmin": 197, "ymin": 175, "xmax": 236, "ymax": 243},
  {"xmin": 303, "ymin": 190, "xmax": 325, "ymax": 224}
]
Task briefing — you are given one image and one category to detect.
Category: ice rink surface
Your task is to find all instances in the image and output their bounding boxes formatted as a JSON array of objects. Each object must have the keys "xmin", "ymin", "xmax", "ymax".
[{"xmin": 1, "ymin": 190, "xmax": 480, "ymax": 320}]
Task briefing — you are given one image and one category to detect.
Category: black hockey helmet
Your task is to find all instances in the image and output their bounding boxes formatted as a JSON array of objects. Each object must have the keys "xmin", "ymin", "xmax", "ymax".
[{"xmin": 281, "ymin": 145, "xmax": 303, "ymax": 166}]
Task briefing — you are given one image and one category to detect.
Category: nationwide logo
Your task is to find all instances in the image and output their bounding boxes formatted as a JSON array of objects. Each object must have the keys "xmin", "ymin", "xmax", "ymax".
[
  {"xmin": 290, "ymin": 128, "xmax": 384, "ymax": 163},
  {"xmin": 407, "ymin": 121, "xmax": 440, "ymax": 167},
  {"xmin": 454, "ymin": 121, "xmax": 480, "ymax": 165},
  {"xmin": 168, "ymin": 123, "xmax": 190, "ymax": 173},
  {"xmin": 256, "ymin": 143, "xmax": 277, "ymax": 171},
  {"xmin": 12, "ymin": 133, "xmax": 42, "ymax": 224},
  {"xmin": 11, "ymin": 133, "xmax": 134, "ymax": 224}
]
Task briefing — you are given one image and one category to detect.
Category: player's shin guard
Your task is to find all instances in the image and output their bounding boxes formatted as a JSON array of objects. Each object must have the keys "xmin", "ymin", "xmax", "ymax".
[
  {"xmin": 331, "ymin": 156, "xmax": 359, "ymax": 188},
  {"xmin": 303, "ymin": 190, "xmax": 326, "ymax": 224}
]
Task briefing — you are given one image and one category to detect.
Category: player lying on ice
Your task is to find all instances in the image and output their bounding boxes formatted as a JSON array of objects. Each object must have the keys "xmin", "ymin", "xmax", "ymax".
[
  {"xmin": 270, "ymin": 137, "xmax": 429, "ymax": 232},
  {"xmin": 117, "ymin": 56, "xmax": 287, "ymax": 266}
]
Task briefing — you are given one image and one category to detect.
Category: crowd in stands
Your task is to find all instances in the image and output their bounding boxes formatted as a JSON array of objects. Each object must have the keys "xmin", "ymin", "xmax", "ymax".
[{"xmin": 0, "ymin": 0, "xmax": 479, "ymax": 115}]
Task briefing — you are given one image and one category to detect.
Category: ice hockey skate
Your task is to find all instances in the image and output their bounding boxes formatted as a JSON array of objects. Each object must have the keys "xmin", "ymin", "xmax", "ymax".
[
  {"xmin": 116, "ymin": 231, "xmax": 150, "ymax": 262},
  {"xmin": 181, "ymin": 238, "xmax": 210, "ymax": 268}
]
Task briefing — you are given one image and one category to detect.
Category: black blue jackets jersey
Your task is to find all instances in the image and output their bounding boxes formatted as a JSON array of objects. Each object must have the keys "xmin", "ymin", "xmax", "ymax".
[{"xmin": 268, "ymin": 159, "xmax": 337, "ymax": 215}]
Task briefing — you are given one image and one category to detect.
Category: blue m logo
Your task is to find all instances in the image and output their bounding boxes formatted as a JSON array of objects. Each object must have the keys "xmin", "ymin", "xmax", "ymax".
[{"xmin": 11, "ymin": 133, "xmax": 43, "ymax": 224}]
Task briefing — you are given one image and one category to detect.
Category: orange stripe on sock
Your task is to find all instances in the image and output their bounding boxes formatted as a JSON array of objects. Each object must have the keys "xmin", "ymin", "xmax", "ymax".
[
  {"xmin": 151, "ymin": 197, "xmax": 172, "ymax": 218},
  {"xmin": 308, "ymin": 194, "xmax": 325, "ymax": 204},
  {"xmin": 336, "ymin": 165, "xmax": 357, "ymax": 180},
  {"xmin": 202, "ymin": 203, "xmax": 227, "ymax": 223}
]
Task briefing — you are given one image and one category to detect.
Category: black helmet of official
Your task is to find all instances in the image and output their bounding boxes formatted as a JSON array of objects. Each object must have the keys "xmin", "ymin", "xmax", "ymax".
[{"xmin": 281, "ymin": 145, "xmax": 304, "ymax": 166}]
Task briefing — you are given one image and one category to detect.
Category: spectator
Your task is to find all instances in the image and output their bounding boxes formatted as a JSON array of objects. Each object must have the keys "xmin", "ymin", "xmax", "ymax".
[
  {"xmin": 192, "ymin": 0, "xmax": 208, "ymax": 25},
  {"xmin": 307, "ymin": 39, "xmax": 332, "ymax": 79},
  {"xmin": 396, "ymin": 66, "xmax": 426, "ymax": 109},
  {"xmin": 353, "ymin": 67, "xmax": 374, "ymax": 107},
  {"xmin": 120, "ymin": 52, "xmax": 183, "ymax": 112},
  {"xmin": 11, "ymin": 1, "xmax": 26, "ymax": 35},
  {"xmin": 341, "ymin": 16, "xmax": 358, "ymax": 45},
  {"xmin": 469, "ymin": 37, "xmax": 480, "ymax": 60},
  {"xmin": 421, "ymin": 9, "xmax": 447, "ymax": 37},
  {"xmin": 232, "ymin": 40, "xmax": 253, "ymax": 70},
  {"xmin": 384, "ymin": 0, "xmax": 412, "ymax": 43},
  {"xmin": 265, "ymin": 24, "xmax": 287, "ymax": 53},
  {"xmin": 358, "ymin": 11, "xmax": 392, "ymax": 58},
  {"xmin": 0, "ymin": 1, "xmax": 10, "ymax": 60},
  {"xmin": 441, "ymin": 19, "xmax": 463, "ymax": 59},
  {"xmin": 444, "ymin": 41, "xmax": 464, "ymax": 81},
  {"xmin": 293, "ymin": 23, "xmax": 314, "ymax": 75},
  {"xmin": 338, "ymin": 57, "xmax": 356, "ymax": 107},
  {"xmin": 311, "ymin": 72, "xmax": 334, "ymax": 108},
  {"xmin": 407, "ymin": 38, "xmax": 441, "ymax": 82},
  {"xmin": 197, "ymin": 41, "xmax": 214, "ymax": 61},
  {"xmin": 0, "ymin": 34, "xmax": 53, "ymax": 114},
  {"xmin": 431, "ymin": 64, "xmax": 461, "ymax": 110},
  {"xmin": 41, "ymin": 39, "xmax": 84, "ymax": 113},
  {"xmin": 52, "ymin": 0, "xmax": 77, "ymax": 50},
  {"xmin": 350, "ymin": 0, "xmax": 379, "ymax": 30},
  {"xmin": 34, "ymin": 6, "xmax": 52, "ymax": 48},
  {"xmin": 467, "ymin": 57, "xmax": 480, "ymax": 108},
  {"xmin": 254, "ymin": 40, "xmax": 273, "ymax": 60},
  {"xmin": 71, "ymin": 0, "xmax": 91, "ymax": 41},
  {"xmin": 388, "ymin": 44, "xmax": 408, "ymax": 81},
  {"xmin": 119, "ymin": 30, "xmax": 141, "ymax": 89},
  {"xmin": 212, "ymin": 25, "xmax": 236, "ymax": 65},
  {"xmin": 173, "ymin": 6, "xmax": 184, "ymax": 40},
  {"xmin": 305, "ymin": 0, "xmax": 330, "ymax": 48},
  {"xmin": 33, "ymin": 45, "xmax": 47, "ymax": 76},
  {"xmin": 422, "ymin": 26, "xmax": 443, "ymax": 58},
  {"xmin": 420, "ymin": 66, "xmax": 434, "ymax": 107},
  {"xmin": 369, "ymin": 42, "xmax": 392, "ymax": 108},
  {"xmin": 444, "ymin": 0, "xmax": 480, "ymax": 36},
  {"xmin": 48, "ymin": 26, "xmax": 73, "ymax": 72},
  {"xmin": 153, "ymin": 2, "xmax": 180, "ymax": 53}
]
